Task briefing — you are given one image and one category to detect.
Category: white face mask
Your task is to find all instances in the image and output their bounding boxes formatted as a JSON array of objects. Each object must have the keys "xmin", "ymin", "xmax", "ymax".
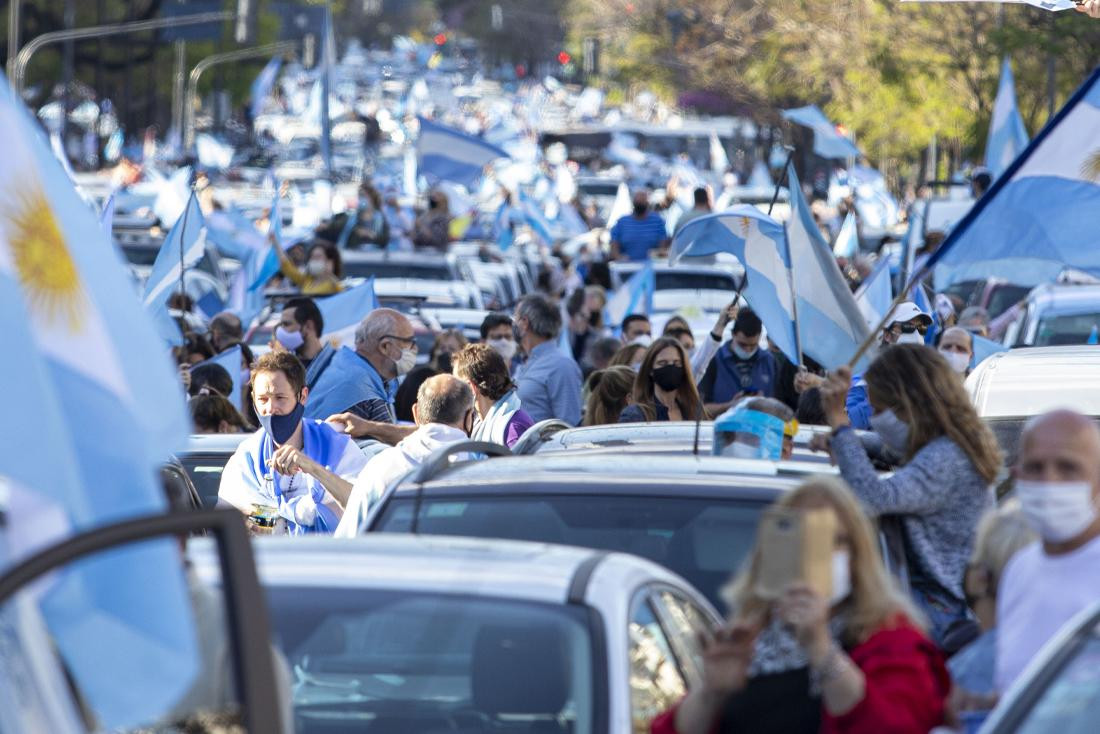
[
  {"xmin": 897, "ymin": 330, "xmax": 924, "ymax": 345},
  {"xmin": 732, "ymin": 343, "xmax": 758, "ymax": 361},
  {"xmin": 488, "ymin": 337, "xmax": 517, "ymax": 363},
  {"xmin": 831, "ymin": 549, "xmax": 852, "ymax": 605},
  {"xmin": 394, "ymin": 346, "xmax": 417, "ymax": 375},
  {"xmin": 306, "ymin": 259, "xmax": 327, "ymax": 277},
  {"xmin": 869, "ymin": 408, "xmax": 910, "ymax": 454},
  {"xmin": 939, "ymin": 349, "xmax": 971, "ymax": 374},
  {"xmin": 275, "ymin": 326, "xmax": 304, "ymax": 351},
  {"xmin": 630, "ymin": 333, "xmax": 653, "ymax": 348},
  {"xmin": 1015, "ymin": 479, "xmax": 1099, "ymax": 543}
]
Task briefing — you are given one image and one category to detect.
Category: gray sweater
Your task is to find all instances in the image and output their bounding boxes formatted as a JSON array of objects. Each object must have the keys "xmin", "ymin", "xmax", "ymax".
[{"xmin": 832, "ymin": 430, "xmax": 994, "ymax": 605}]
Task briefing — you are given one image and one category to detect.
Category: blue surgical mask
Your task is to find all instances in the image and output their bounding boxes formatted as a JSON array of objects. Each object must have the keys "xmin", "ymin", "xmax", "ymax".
[
  {"xmin": 258, "ymin": 402, "xmax": 305, "ymax": 445},
  {"xmin": 275, "ymin": 326, "xmax": 304, "ymax": 351},
  {"xmin": 732, "ymin": 343, "xmax": 757, "ymax": 361}
]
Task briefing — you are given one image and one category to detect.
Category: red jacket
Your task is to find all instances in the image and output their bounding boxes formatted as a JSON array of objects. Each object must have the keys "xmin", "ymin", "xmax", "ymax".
[{"xmin": 651, "ymin": 617, "xmax": 950, "ymax": 734}]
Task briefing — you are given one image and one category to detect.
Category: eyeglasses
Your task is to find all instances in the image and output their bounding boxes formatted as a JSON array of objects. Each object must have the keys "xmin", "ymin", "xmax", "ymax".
[{"xmin": 382, "ymin": 334, "xmax": 417, "ymax": 346}]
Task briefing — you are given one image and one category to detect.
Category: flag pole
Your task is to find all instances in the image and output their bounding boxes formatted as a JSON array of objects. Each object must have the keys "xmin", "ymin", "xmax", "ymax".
[
  {"xmin": 769, "ymin": 146, "xmax": 795, "ymax": 216},
  {"xmin": 782, "ymin": 221, "xmax": 803, "ymax": 369}
]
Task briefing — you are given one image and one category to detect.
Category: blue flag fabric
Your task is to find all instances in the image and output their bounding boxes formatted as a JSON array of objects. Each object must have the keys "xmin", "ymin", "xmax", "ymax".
[
  {"xmin": 782, "ymin": 105, "xmax": 861, "ymax": 160},
  {"xmin": 972, "ymin": 333, "xmax": 1008, "ymax": 369},
  {"xmin": 833, "ymin": 211, "xmax": 859, "ymax": 259},
  {"xmin": 985, "ymin": 58, "xmax": 1029, "ymax": 178},
  {"xmin": 604, "ymin": 262, "xmax": 655, "ymax": 334},
  {"xmin": 854, "ymin": 256, "xmax": 893, "ymax": 328},
  {"xmin": 416, "ymin": 117, "xmax": 509, "ymax": 188},
  {"xmin": 99, "ymin": 192, "xmax": 115, "ymax": 238},
  {"xmin": 0, "ymin": 74, "xmax": 197, "ymax": 729},
  {"xmin": 786, "ymin": 164, "xmax": 871, "ymax": 369},
  {"xmin": 250, "ymin": 185, "xmax": 283, "ymax": 291},
  {"xmin": 143, "ymin": 191, "xmax": 205, "ymax": 309},
  {"xmin": 318, "ymin": 276, "xmax": 379, "ymax": 343},
  {"xmin": 671, "ymin": 207, "xmax": 800, "ymax": 364},
  {"xmin": 929, "ymin": 67, "xmax": 1100, "ymax": 289},
  {"xmin": 250, "ymin": 56, "xmax": 283, "ymax": 122}
]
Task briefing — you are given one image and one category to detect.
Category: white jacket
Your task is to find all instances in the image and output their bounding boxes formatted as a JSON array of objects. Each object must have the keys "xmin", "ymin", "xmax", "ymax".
[{"xmin": 334, "ymin": 423, "xmax": 469, "ymax": 538}]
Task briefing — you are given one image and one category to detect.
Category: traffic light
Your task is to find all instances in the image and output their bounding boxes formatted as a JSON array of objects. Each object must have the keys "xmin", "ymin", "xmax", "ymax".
[
  {"xmin": 557, "ymin": 51, "xmax": 571, "ymax": 65},
  {"xmin": 434, "ymin": 33, "xmax": 448, "ymax": 46}
]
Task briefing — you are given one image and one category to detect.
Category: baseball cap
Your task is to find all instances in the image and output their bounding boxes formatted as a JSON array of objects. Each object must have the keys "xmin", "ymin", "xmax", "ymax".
[{"xmin": 887, "ymin": 301, "xmax": 933, "ymax": 328}]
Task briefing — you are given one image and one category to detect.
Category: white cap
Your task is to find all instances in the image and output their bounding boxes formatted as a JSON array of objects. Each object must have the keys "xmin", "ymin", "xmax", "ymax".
[{"xmin": 887, "ymin": 301, "xmax": 933, "ymax": 328}]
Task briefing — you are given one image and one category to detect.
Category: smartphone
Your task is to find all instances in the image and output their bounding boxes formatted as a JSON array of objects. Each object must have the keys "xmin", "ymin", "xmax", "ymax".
[{"xmin": 753, "ymin": 506, "xmax": 836, "ymax": 601}]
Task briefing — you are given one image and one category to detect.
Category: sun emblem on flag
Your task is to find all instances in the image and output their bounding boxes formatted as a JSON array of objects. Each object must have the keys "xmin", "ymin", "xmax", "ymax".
[
  {"xmin": 740, "ymin": 216, "xmax": 752, "ymax": 237},
  {"xmin": 1084, "ymin": 150, "xmax": 1100, "ymax": 182},
  {"xmin": 6, "ymin": 186, "xmax": 83, "ymax": 330}
]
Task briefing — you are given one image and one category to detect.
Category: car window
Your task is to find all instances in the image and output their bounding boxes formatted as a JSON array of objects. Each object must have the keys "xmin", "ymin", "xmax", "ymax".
[
  {"xmin": 179, "ymin": 454, "xmax": 233, "ymax": 508},
  {"xmin": 1014, "ymin": 630, "xmax": 1100, "ymax": 734},
  {"xmin": 266, "ymin": 588, "xmax": 596, "ymax": 734},
  {"xmin": 651, "ymin": 589, "xmax": 716, "ymax": 685},
  {"xmin": 986, "ymin": 285, "xmax": 1031, "ymax": 320},
  {"xmin": 1035, "ymin": 313, "xmax": 1100, "ymax": 347},
  {"xmin": 374, "ymin": 495, "xmax": 766, "ymax": 612},
  {"xmin": 629, "ymin": 597, "xmax": 687, "ymax": 734},
  {"xmin": 655, "ymin": 272, "xmax": 737, "ymax": 292}
]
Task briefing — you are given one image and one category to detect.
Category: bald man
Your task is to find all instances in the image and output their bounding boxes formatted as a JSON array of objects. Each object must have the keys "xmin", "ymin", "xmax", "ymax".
[
  {"xmin": 335, "ymin": 374, "xmax": 475, "ymax": 537},
  {"xmin": 937, "ymin": 326, "xmax": 974, "ymax": 376},
  {"xmin": 995, "ymin": 409, "xmax": 1100, "ymax": 691},
  {"xmin": 309, "ymin": 308, "xmax": 419, "ymax": 445}
]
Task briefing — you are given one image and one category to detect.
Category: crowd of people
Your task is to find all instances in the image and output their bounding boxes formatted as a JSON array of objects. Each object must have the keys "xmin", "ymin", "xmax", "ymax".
[{"xmin": 156, "ymin": 161, "xmax": 1100, "ymax": 733}]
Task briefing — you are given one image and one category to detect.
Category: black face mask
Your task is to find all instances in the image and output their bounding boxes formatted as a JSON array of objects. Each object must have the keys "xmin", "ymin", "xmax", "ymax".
[{"xmin": 652, "ymin": 364, "xmax": 685, "ymax": 392}]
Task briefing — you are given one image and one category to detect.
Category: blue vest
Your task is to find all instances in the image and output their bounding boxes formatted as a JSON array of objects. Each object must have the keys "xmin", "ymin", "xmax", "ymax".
[
  {"xmin": 305, "ymin": 346, "xmax": 395, "ymax": 421},
  {"xmin": 711, "ymin": 346, "xmax": 777, "ymax": 402}
]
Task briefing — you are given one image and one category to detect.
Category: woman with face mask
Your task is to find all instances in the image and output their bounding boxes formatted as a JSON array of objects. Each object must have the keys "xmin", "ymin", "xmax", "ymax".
[
  {"xmin": 618, "ymin": 337, "xmax": 705, "ymax": 422},
  {"xmin": 819, "ymin": 344, "xmax": 1003, "ymax": 653},
  {"xmin": 275, "ymin": 238, "xmax": 344, "ymax": 295},
  {"xmin": 653, "ymin": 477, "xmax": 949, "ymax": 734}
]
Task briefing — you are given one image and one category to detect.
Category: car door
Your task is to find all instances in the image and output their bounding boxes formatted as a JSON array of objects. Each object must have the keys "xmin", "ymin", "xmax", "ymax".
[
  {"xmin": 627, "ymin": 589, "xmax": 689, "ymax": 734},
  {"xmin": 648, "ymin": 585, "xmax": 723, "ymax": 687},
  {"xmin": 0, "ymin": 509, "xmax": 285, "ymax": 734}
]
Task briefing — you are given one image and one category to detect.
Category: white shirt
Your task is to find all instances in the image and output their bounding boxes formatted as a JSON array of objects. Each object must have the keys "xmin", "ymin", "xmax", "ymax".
[
  {"xmin": 334, "ymin": 423, "xmax": 470, "ymax": 538},
  {"xmin": 995, "ymin": 533, "xmax": 1100, "ymax": 692}
]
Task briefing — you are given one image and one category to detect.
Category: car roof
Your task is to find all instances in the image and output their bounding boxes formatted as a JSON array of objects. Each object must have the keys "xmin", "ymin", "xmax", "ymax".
[
  {"xmin": 187, "ymin": 533, "xmax": 676, "ymax": 605},
  {"xmin": 966, "ymin": 346, "xmax": 1100, "ymax": 418},
  {"xmin": 184, "ymin": 432, "xmax": 251, "ymax": 454},
  {"xmin": 527, "ymin": 421, "xmax": 830, "ymax": 451},
  {"xmin": 1027, "ymin": 283, "xmax": 1100, "ymax": 315},
  {"xmin": 340, "ymin": 251, "xmax": 454, "ymax": 265}
]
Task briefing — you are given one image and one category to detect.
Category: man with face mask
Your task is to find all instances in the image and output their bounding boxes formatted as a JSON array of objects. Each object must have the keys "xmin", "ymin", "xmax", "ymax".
[
  {"xmin": 480, "ymin": 313, "xmax": 520, "ymax": 373},
  {"xmin": 844, "ymin": 301, "xmax": 932, "ymax": 429},
  {"xmin": 995, "ymin": 410, "xmax": 1100, "ymax": 692},
  {"xmin": 335, "ymin": 375, "xmax": 475, "ymax": 537},
  {"xmin": 218, "ymin": 351, "xmax": 367, "ymax": 534},
  {"xmin": 308, "ymin": 308, "xmax": 420, "ymax": 446},
  {"xmin": 699, "ymin": 308, "xmax": 778, "ymax": 416},
  {"xmin": 274, "ymin": 297, "xmax": 326, "ymax": 372},
  {"xmin": 609, "ymin": 190, "xmax": 669, "ymax": 262},
  {"xmin": 620, "ymin": 314, "xmax": 652, "ymax": 347},
  {"xmin": 513, "ymin": 293, "xmax": 583, "ymax": 425},
  {"xmin": 937, "ymin": 326, "xmax": 974, "ymax": 377},
  {"xmin": 208, "ymin": 311, "xmax": 243, "ymax": 354}
]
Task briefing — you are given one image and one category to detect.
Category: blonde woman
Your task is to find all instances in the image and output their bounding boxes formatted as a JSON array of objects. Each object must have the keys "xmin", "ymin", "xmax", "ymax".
[
  {"xmin": 820, "ymin": 344, "xmax": 1002, "ymax": 650},
  {"xmin": 652, "ymin": 477, "xmax": 949, "ymax": 734}
]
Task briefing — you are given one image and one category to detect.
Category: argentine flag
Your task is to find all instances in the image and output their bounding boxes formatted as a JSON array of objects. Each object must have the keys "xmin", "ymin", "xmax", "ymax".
[
  {"xmin": 786, "ymin": 165, "xmax": 871, "ymax": 369},
  {"xmin": 782, "ymin": 105, "xmax": 860, "ymax": 161},
  {"xmin": 605, "ymin": 262, "xmax": 656, "ymax": 333},
  {"xmin": 854, "ymin": 256, "xmax": 893, "ymax": 329},
  {"xmin": 833, "ymin": 211, "xmax": 859, "ymax": 259},
  {"xmin": 671, "ymin": 206, "xmax": 800, "ymax": 364},
  {"xmin": 930, "ymin": 67, "xmax": 1100, "ymax": 289},
  {"xmin": 985, "ymin": 58, "xmax": 1029, "ymax": 179},
  {"xmin": 0, "ymin": 74, "xmax": 198, "ymax": 729},
  {"xmin": 416, "ymin": 117, "xmax": 509, "ymax": 189},
  {"xmin": 319, "ymin": 276, "xmax": 380, "ymax": 347},
  {"xmin": 143, "ymin": 190, "xmax": 206, "ymax": 309}
]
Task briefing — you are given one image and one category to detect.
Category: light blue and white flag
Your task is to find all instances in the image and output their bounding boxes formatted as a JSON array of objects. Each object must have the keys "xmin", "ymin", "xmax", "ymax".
[
  {"xmin": 972, "ymin": 333, "xmax": 1008, "ymax": 369},
  {"xmin": 786, "ymin": 165, "xmax": 871, "ymax": 369},
  {"xmin": 929, "ymin": 67, "xmax": 1100, "ymax": 288},
  {"xmin": 143, "ymin": 191, "xmax": 206, "ymax": 308},
  {"xmin": 0, "ymin": 74, "xmax": 198, "ymax": 730},
  {"xmin": 782, "ymin": 105, "xmax": 861, "ymax": 160},
  {"xmin": 671, "ymin": 207, "xmax": 800, "ymax": 364},
  {"xmin": 250, "ymin": 185, "xmax": 284, "ymax": 291},
  {"xmin": 416, "ymin": 116, "xmax": 509, "ymax": 188},
  {"xmin": 519, "ymin": 190, "xmax": 554, "ymax": 244},
  {"xmin": 152, "ymin": 165, "xmax": 192, "ymax": 229},
  {"xmin": 854, "ymin": 256, "xmax": 893, "ymax": 328},
  {"xmin": 250, "ymin": 55, "xmax": 283, "ymax": 122},
  {"xmin": 710, "ymin": 130, "xmax": 729, "ymax": 173},
  {"xmin": 833, "ymin": 211, "xmax": 859, "ymax": 259},
  {"xmin": 195, "ymin": 133, "xmax": 234, "ymax": 170},
  {"xmin": 985, "ymin": 58, "xmax": 1029, "ymax": 178},
  {"xmin": 605, "ymin": 262, "xmax": 655, "ymax": 335},
  {"xmin": 605, "ymin": 181, "xmax": 632, "ymax": 228},
  {"xmin": 319, "ymin": 276, "xmax": 379, "ymax": 346}
]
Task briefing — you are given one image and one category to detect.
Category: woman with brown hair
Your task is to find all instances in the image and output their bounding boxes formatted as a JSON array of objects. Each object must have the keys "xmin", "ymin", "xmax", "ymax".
[
  {"xmin": 819, "ymin": 343, "xmax": 1003, "ymax": 651},
  {"xmin": 582, "ymin": 365, "xmax": 635, "ymax": 426},
  {"xmin": 609, "ymin": 342, "xmax": 647, "ymax": 370},
  {"xmin": 653, "ymin": 477, "xmax": 949, "ymax": 734},
  {"xmin": 619, "ymin": 337, "xmax": 705, "ymax": 422}
]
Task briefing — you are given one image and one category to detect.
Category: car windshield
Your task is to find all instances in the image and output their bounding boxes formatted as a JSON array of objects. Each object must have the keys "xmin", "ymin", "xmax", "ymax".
[
  {"xmin": 179, "ymin": 454, "xmax": 232, "ymax": 508},
  {"xmin": 1013, "ymin": 624, "xmax": 1100, "ymax": 734},
  {"xmin": 655, "ymin": 272, "xmax": 738, "ymax": 291},
  {"xmin": 343, "ymin": 261, "xmax": 452, "ymax": 281},
  {"xmin": 121, "ymin": 245, "xmax": 160, "ymax": 267},
  {"xmin": 1035, "ymin": 313, "xmax": 1100, "ymax": 346},
  {"xmin": 266, "ymin": 588, "xmax": 598, "ymax": 734},
  {"xmin": 375, "ymin": 495, "xmax": 766, "ymax": 612}
]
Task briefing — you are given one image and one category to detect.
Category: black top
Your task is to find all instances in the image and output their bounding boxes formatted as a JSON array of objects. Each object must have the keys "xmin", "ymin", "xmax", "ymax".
[
  {"xmin": 718, "ymin": 667, "xmax": 820, "ymax": 734},
  {"xmin": 394, "ymin": 365, "xmax": 439, "ymax": 422}
]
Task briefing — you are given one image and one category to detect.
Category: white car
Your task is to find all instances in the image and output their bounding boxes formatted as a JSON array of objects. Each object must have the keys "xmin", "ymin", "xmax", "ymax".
[{"xmin": 188, "ymin": 534, "xmax": 722, "ymax": 734}]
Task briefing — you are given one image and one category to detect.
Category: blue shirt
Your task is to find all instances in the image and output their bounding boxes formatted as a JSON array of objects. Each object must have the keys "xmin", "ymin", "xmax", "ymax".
[
  {"xmin": 846, "ymin": 373, "xmax": 872, "ymax": 429},
  {"xmin": 515, "ymin": 340, "xmax": 583, "ymax": 426},
  {"xmin": 610, "ymin": 212, "xmax": 667, "ymax": 261},
  {"xmin": 699, "ymin": 345, "xmax": 778, "ymax": 404},
  {"xmin": 305, "ymin": 346, "xmax": 396, "ymax": 423}
]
